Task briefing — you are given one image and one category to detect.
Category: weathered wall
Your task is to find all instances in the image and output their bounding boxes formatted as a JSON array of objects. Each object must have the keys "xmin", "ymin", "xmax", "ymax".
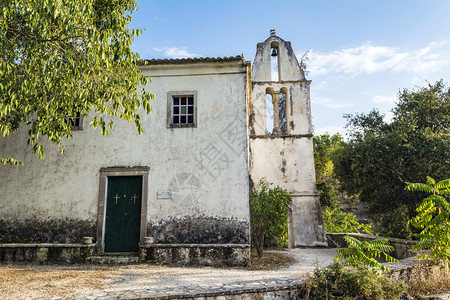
[{"xmin": 0, "ymin": 59, "xmax": 251, "ymax": 245}]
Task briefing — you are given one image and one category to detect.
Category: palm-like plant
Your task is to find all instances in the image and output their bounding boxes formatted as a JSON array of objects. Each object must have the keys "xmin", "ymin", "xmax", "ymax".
[
  {"xmin": 406, "ymin": 176, "xmax": 450, "ymax": 266},
  {"xmin": 335, "ymin": 235, "xmax": 398, "ymax": 273}
]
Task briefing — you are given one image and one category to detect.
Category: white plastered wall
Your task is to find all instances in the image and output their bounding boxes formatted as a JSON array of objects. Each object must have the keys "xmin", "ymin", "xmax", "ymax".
[{"xmin": 0, "ymin": 60, "xmax": 251, "ymax": 237}]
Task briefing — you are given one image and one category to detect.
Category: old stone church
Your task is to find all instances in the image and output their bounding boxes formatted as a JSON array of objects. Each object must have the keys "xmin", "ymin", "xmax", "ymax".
[{"xmin": 0, "ymin": 30, "xmax": 326, "ymax": 265}]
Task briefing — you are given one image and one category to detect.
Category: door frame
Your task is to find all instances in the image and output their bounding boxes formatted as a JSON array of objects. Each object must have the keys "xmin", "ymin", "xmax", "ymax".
[{"xmin": 97, "ymin": 167, "xmax": 149, "ymax": 253}]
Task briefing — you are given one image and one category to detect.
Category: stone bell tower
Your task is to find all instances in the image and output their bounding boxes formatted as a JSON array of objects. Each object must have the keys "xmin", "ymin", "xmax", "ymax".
[{"xmin": 249, "ymin": 29, "xmax": 327, "ymax": 247}]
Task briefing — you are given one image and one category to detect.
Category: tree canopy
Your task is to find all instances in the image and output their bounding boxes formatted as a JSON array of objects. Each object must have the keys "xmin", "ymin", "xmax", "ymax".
[
  {"xmin": 333, "ymin": 81, "xmax": 450, "ymax": 238},
  {"xmin": 313, "ymin": 133, "xmax": 344, "ymax": 210},
  {"xmin": 0, "ymin": 0, "xmax": 152, "ymax": 165}
]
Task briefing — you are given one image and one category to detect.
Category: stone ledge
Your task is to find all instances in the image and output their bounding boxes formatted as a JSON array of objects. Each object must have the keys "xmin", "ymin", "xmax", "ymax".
[
  {"xmin": 0, "ymin": 243, "xmax": 95, "ymax": 248},
  {"xmin": 0, "ymin": 243, "xmax": 96, "ymax": 264},
  {"xmin": 140, "ymin": 243, "xmax": 250, "ymax": 248},
  {"xmin": 139, "ymin": 244, "xmax": 251, "ymax": 267}
]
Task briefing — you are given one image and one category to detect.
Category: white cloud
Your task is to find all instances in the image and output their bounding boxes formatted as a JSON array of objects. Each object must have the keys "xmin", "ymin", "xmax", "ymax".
[
  {"xmin": 314, "ymin": 125, "xmax": 346, "ymax": 136},
  {"xmin": 383, "ymin": 111, "xmax": 395, "ymax": 123},
  {"xmin": 303, "ymin": 41, "xmax": 450, "ymax": 76},
  {"xmin": 372, "ymin": 94, "xmax": 397, "ymax": 105},
  {"xmin": 153, "ymin": 47, "xmax": 201, "ymax": 59},
  {"xmin": 313, "ymin": 97, "xmax": 354, "ymax": 108}
]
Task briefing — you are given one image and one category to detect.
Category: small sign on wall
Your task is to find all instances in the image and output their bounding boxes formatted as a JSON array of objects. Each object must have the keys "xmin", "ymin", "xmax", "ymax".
[{"xmin": 157, "ymin": 191, "xmax": 173, "ymax": 199}]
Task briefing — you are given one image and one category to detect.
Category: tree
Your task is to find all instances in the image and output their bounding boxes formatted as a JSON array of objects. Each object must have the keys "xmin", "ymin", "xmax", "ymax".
[
  {"xmin": 313, "ymin": 133, "xmax": 344, "ymax": 210},
  {"xmin": 0, "ymin": 0, "xmax": 152, "ymax": 164},
  {"xmin": 333, "ymin": 81, "xmax": 450, "ymax": 238}
]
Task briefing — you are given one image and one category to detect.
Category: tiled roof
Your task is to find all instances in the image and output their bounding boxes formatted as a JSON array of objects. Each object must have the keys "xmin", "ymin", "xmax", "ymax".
[{"xmin": 139, "ymin": 55, "xmax": 246, "ymax": 65}]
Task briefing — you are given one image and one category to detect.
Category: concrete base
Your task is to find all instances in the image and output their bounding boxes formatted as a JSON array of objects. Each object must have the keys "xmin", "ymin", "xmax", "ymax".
[
  {"xmin": 139, "ymin": 244, "xmax": 251, "ymax": 267},
  {"xmin": 0, "ymin": 243, "xmax": 96, "ymax": 264},
  {"xmin": 88, "ymin": 255, "xmax": 139, "ymax": 264}
]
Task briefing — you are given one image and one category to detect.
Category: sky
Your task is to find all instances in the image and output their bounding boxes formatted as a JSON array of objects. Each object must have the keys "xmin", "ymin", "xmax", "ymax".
[{"xmin": 129, "ymin": 0, "xmax": 450, "ymax": 136}]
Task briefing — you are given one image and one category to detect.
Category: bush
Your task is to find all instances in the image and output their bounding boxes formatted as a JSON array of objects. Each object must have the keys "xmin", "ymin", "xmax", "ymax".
[
  {"xmin": 303, "ymin": 262, "xmax": 405, "ymax": 300},
  {"xmin": 323, "ymin": 208, "xmax": 373, "ymax": 234},
  {"xmin": 249, "ymin": 180, "xmax": 292, "ymax": 257}
]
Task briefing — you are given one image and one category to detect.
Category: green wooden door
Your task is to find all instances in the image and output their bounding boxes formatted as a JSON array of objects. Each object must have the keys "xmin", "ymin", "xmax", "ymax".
[{"xmin": 105, "ymin": 176, "xmax": 142, "ymax": 252}]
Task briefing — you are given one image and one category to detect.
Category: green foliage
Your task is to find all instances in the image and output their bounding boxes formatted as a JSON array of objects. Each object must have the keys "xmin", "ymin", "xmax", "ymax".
[
  {"xmin": 407, "ymin": 176, "xmax": 450, "ymax": 266},
  {"xmin": 378, "ymin": 205, "xmax": 412, "ymax": 239},
  {"xmin": 1, "ymin": 0, "xmax": 153, "ymax": 163},
  {"xmin": 313, "ymin": 134, "xmax": 344, "ymax": 210},
  {"xmin": 303, "ymin": 262, "xmax": 405, "ymax": 300},
  {"xmin": 335, "ymin": 235, "xmax": 398, "ymax": 274},
  {"xmin": 249, "ymin": 180, "xmax": 292, "ymax": 257},
  {"xmin": 323, "ymin": 208, "xmax": 373, "ymax": 235},
  {"xmin": 333, "ymin": 81, "xmax": 450, "ymax": 238}
]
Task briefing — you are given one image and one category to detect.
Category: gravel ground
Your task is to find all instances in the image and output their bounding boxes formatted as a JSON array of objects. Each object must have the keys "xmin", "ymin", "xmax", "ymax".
[{"xmin": 0, "ymin": 248, "xmax": 338, "ymax": 299}]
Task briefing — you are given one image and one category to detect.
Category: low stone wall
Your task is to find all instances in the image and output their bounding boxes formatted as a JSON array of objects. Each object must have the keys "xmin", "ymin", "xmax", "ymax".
[
  {"xmin": 327, "ymin": 233, "xmax": 418, "ymax": 259},
  {"xmin": 388, "ymin": 256, "xmax": 450, "ymax": 285},
  {"xmin": 0, "ymin": 243, "xmax": 96, "ymax": 264},
  {"xmin": 139, "ymin": 243, "xmax": 251, "ymax": 267}
]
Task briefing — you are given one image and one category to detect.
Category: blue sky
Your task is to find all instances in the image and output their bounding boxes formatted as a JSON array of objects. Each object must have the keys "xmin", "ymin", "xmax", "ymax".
[{"xmin": 129, "ymin": 0, "xmax": 450, "ymax": 136}]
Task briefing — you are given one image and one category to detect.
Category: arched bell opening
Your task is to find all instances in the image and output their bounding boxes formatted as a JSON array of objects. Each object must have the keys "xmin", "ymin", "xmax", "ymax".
[{"xmin": 270, "ymin": 41, "xmax": 280, "ymax": 81}]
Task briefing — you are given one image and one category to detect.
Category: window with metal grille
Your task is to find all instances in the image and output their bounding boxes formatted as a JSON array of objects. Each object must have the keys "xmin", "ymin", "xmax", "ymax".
[{"xmin": 167, "ymin": 91, "xmax": 197, "ymax": 128}]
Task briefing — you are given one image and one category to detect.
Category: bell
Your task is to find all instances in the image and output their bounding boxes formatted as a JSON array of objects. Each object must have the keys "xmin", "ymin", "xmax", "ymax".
[{"xmin": 271, "ymin": 48, "xmax": 278, "ymax": 57}]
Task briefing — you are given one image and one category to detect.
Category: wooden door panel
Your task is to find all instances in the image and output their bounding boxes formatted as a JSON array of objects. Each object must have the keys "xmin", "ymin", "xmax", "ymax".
[{"xmin": 105, "ymin": 176, "xmax": 142, "ymax": 252}]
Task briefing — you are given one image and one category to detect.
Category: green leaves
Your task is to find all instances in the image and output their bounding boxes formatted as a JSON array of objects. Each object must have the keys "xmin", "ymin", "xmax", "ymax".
[
  {"xmin": 323, "ymin": 208, "xmax": 373, "ymax": 235},
  {"xmin": 1, "ymin": 0, "xmax": 154, "ymax": 165},
  {"xmin": 407, "ymin": 177, "xmax": 450, "ymax": 267},
  {"xmin": 335, "ymin": 235, "xmax": 398, "ymax": 274},
  {"xmin": 249, "ymin": 180, "xmax": 292, "ymax": 257}
]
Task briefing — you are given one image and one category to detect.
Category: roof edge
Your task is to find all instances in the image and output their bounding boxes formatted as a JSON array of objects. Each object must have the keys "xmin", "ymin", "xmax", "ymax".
[{"xmin": 138, "ymin": 55, "xmax": 249, "ymax": 66}]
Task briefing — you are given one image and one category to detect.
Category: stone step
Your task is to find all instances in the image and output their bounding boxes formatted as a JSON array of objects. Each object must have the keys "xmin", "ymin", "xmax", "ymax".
[{"xmin": 88, "ymin": 255, "xmax": 139, "ymax": 265}]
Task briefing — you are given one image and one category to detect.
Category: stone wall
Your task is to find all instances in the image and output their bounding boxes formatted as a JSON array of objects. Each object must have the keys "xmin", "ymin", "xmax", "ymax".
[
  {"xmin": 0, "ymin": 243, "xmax": 95, "ymax": 264},
  {"xmin": 139, "ymin": 244, "xmax": 250, "ymax": 267},
  {"xmin": 327, "ymin": 233, "xmax": 418, "ymax": 260}
]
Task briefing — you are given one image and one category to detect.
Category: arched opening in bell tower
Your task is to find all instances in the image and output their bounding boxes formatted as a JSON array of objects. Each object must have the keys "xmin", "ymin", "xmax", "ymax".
[
  {"xmin": 270, "ymin": 41, "xmax": 280, "ymax": 81},
  {"xmin": 279, "ymin": 87, "xmax": 288, "ymax": 135},
  {"xmin": 265, "ymin": 87, "xmax": 274, "ymax": 135}
]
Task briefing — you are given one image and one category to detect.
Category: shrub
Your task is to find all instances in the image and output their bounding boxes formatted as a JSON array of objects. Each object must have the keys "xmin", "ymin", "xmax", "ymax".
[
  {"xmin": 335, "ymin": 235, "xmax": 398, "ymax": 274},
  {"xmin": 323, "ymin": 208, "xmax": 373, "ymax": 234},
  {"xmin": 303, "ymin": 262, "xmax": 405, "ymax": 300},
  {"xmin": 407, "ymin": 176, "xmax": 450, "ymax": 266},
  {"xmin": 249, "ymin": 180, "xmax": 292, "ymax": 257}
]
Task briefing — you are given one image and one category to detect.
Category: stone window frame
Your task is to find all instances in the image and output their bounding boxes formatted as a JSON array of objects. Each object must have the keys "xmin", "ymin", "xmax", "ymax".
[
  {"xmin": 96, "ymin": 167, "xmax": 149, "ymax": 253},
  {"xmin": 65, "ymin": 111, "xmax": 84, "ymax": 130},
  {"xmin": 167, "ymin": 91, "xmax": 198, "ymax": 128}
]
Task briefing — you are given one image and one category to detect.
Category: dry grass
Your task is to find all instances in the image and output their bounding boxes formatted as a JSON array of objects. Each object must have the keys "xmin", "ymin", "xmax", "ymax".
[
  {"xmin": 248, "ymin": 248, "xmax": 296, "ymax": 270},
  {"xmin": 0, "ymin": 265, "xmax": 118, "ymax": 299},
  {"xmin": 406, "ymin": 264, "xmax": 450, "ymax": 299}
]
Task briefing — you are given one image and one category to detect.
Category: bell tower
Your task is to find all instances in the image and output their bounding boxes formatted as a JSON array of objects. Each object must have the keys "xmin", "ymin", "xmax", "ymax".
[{"xmin": 249, "ymin": 30, "xmax": 327, "ymax": 247}]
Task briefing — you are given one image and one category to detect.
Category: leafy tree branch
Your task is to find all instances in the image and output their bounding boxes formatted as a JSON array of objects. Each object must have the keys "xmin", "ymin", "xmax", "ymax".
[{"xmin": 1, "ymin": 0, "xmax": 153, "ymax": 164}]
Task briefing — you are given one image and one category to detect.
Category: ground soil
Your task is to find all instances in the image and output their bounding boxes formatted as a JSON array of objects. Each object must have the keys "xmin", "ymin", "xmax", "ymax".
[{"xmin": 249, "ymin": 248, "xmax": 296, "ymax": 270}]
